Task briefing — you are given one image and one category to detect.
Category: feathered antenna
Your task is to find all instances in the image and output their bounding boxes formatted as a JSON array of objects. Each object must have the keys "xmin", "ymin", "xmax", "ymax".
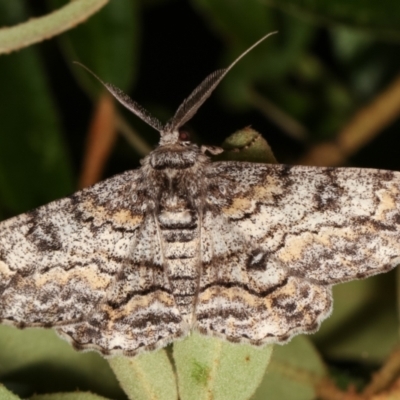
[
  {"xmin": 73, "ymin": 62, "xmax": 164, "ymax": 133},
  {"xmin": 164, "ymin": 31, "xmax": 278, "ymax": 133},
  {"xmin": 74, "ymin": 31, "xmax": 277, "ymax": 139}
]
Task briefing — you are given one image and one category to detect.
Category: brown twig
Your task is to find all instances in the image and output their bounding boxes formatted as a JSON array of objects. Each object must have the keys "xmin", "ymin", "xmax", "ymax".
[
  {"xmin": 78, "ymin": 92, "xmax": 117, "ymax": 189},
  {"xmin": 315, "ymin": 348, "xmax": 400, "ymax": 400},
  {"xmin": 299, "ymin": 73, "xmax": 400, "ymax": 166},
  {"xmin": 115, "ymin": 112, "xmax": 152, "ymax": 156},
  {"xmin": 363, "ymin": 347, "xmax": 400, "ymax": 397},
  {"xmin": 369, "ymin": 376, "xmax": 400, "ymax": 399},
  {"xmin": 316, "ymin": 378, "xmax": 364, "ymax": 400}
]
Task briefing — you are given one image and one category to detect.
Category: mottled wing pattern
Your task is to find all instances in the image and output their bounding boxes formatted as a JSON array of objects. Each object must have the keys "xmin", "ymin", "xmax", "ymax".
[
  {"xmin": 0, "ymin": 170, "xmax": 184, "ymax": 356},
  {"xmin": 196, "ymin": 163, "xmax": 400, "ymax": 345}
]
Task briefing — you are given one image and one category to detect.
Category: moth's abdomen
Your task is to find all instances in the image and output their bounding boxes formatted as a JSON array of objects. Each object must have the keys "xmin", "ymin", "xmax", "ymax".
[
  {"xmin": 159, "ymin": 211, "xmax": 196, "ymax": 229},
  {"xmin": 158, "ymin": 209, "xmax": 200, "ymax": 325}
]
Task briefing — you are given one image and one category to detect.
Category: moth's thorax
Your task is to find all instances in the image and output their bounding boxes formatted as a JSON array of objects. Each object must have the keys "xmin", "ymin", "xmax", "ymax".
[
  {"xmin": 138, "ymin": 142, "xmax": 210, "ymax": 212},
  {"xmin": 147, "ymin": 142, "xmax": 208, "ymax": 170}
]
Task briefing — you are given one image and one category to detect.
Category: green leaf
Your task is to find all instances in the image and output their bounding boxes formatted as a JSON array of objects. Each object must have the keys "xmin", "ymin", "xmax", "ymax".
[
  {"xmin": 0, "ymin": 385, "xmax": 21, "ymax": 400},
  {"xmin": 30, "ymin": 393, "xmax": 111, "ymax": 400},
  {"xmin": 263, "ymin": 0, "xmax": 400, "ymax": 40},
  {"xmin": 49, "ymin": 0, "xmax": 139, "ymax": 92},
  {"xmin": 174, "ymin": 332, "xmax": 273, "ymax": 400},
  {"xmin": 216, "ymin": 127, "xmax": 277, "ymax": 163},
  {"xmin": 0, "ymin": 0, "xmax": 108, "ymax": 54},
  {"xmin": 108, "ymin": 350, "xmax": 178, "ymax": 400},
  {"xmin": 252, "ymin": 336, "xmax": 326, "ymax": 400},
  {"xmin": 0, "ymin": 326, "xmax": 122, "ymax": 399},
  {"xmin": 0, "ymin": 3, "xmax": 73, "ymax": 214}
]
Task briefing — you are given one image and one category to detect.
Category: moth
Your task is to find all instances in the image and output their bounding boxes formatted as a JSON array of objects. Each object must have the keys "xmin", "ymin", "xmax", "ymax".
[{"xmin": 0, "ymin": 32, "xmax": 400, "ymax": 357}]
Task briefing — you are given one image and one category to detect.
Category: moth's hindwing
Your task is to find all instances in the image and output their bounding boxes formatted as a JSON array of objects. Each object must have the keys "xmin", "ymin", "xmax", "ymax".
[{"xmin": 195, "ymin": 162, "xmax": 400, "ymax": 345}]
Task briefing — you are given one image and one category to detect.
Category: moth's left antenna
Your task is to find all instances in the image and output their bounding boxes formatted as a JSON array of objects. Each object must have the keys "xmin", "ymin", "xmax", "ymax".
[
  {"xmin": 74, "ymin": 62, "xmax": 163, "ymax": 133},
  {"xmin": 165, "ymin": 31, "xmax": 278, "ymax": 133}
]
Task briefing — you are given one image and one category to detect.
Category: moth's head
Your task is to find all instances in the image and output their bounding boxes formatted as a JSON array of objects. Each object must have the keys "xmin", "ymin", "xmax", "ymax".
[
  {"xmin": 158, "ymin": 127, "xmax": 191, "ymax": 146},
  {"xmin": 74, "ymin": 32, "xmax": 277, "ymax": 151},
  {"xmin": 148, "ymin": 131, "xmax": 200, "ymax": 170},
  {"xmin": 158, "ymin": 129, "xmax": 179, "ymax": 146}
]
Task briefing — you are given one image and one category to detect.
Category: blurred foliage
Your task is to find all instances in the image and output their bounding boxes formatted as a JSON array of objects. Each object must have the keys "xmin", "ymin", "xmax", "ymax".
[
  {"xmin": 264, "ymin": 0, "xmax": 400, "ymax": 40},
  {"xmin": 252, "ymin": 336, "xmax": 326, "ymax": 400},
  {"xmin": 1, "ymin": 0, "xmax": 400, "ymax": 399},
  {"xmin": 0, "ymin": 3, "xmax": 73, "ymax": 215},
  {"xmin": 47, "ymin": 0, "xmax": 138, "ymax": 92}
]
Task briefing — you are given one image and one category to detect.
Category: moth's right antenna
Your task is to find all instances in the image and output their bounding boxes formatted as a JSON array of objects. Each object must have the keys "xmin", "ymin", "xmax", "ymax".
[
  {"xmin": 74, "ymin": 62, "xmax": 164, "ymax": 133},
  {"xmin": 164, "ymin": 31, "xmax": 278, "ymax": 133}
]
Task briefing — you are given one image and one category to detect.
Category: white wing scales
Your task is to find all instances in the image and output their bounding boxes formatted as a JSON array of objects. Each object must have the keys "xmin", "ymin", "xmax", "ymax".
[
  {"xmin": 195, "ymin": 163, "xmax": 400, "ymax": 345},
  {"xmin": 0, "ymin": 171, "xmax": 186, "ymax": 356}
]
